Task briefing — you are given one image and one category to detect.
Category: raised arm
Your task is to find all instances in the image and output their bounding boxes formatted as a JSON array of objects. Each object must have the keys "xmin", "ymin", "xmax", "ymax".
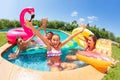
[
  {"xmin": 61, "ymin": 26, "xmax": 86, "ymax": 47},
  {"xmin": 25, "ymin": 34, "xmax": 36, "ymax": 44},
  {"xmin": 25, "ymin": 19, "xmax": 51, "ymax": 50},
  {"xmin": 38, "ymin": 18, "xmax": 48, "ymax": 36}
]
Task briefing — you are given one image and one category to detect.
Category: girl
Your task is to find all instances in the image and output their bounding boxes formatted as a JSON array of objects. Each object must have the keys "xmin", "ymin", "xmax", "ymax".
[
  {"xmin": 8, "ymin": 35, "xmax": 36, "ymax": 60},
  {"xmin": 36, "ymin": 18, "xmax": 53, "ymax": 45},
  {"xmin": 25, "ymin": 19, "xmax": 86, "ymax": 71},
  {"xmin": 66, "ymin": 34, "xmax": 119, "ymax": 71},
  {"xmin": 8, "ymin": 18, "xmax": 48, "ymax": 60}
]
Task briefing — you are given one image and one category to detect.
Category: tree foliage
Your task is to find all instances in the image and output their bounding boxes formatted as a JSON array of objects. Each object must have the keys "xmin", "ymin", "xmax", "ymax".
[{"xmin": 0, "ymin": 19, "xmax": 119, "ymax": 43}]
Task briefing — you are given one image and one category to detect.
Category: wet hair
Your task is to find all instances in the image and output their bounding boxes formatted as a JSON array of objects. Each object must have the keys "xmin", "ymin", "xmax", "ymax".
[
  {"xmin": 89, "ymin": 34, "xmax": 97, "ymax": 46},
  {"xmin": 47, "ymin": 31, "xmax": 54, "ymax": 35},
  {"xmin": 16, "ymin": 36, "xmax": 23, "ymax": 43}
]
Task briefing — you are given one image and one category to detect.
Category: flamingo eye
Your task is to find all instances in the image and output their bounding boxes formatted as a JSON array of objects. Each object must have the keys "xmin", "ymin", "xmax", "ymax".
[{"xmin": 30, "ymin": 8, "xmax": 32, "ymax": 10}]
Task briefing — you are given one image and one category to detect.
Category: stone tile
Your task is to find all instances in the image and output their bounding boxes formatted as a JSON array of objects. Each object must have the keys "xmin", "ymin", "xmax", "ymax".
[
  {"xmin": 0, "ymin": 59, "xmax": 14, "ymax": 80},
  {"xmin": 60, "ymin": 69, "xmax": 84, "ymax": 80},
  {"xmin": 0, "ymin": 57, "xmax": 3, "ymax": 63},
  {"xmin": 41, "ymin": 72, "xmax": 62, "ymax": 80},
  {"xmin": 0, "ymin": 43, "xmax": 12, "ymax": 53},
  {"xmin": 60, "ymin": 66, "xmax": 105, "ymax": 80},
  {"xmin": 9, "ymin": 65, "xmax": 44, "ymax": 80}
]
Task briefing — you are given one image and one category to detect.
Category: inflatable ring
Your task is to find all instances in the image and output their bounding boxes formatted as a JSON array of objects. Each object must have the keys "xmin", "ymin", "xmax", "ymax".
[
  {"xmin": 76, "ymin": 51, "xmax": 112, "ymax": 73},
  {"xmin": 62, "ymin": 40, "xmax": 84, "ymax": 50},
  {"xmin": 7, "ymin": 7, "xmax": 35, "ymax": 44},
  {"xmin": 12, "ymin": 45, "xmax": 47, "ymax": 55},
  {"xmin": 72, "ymin": 27, "xmax": 94, "ymax": 48},
  {"xmin": 7, "ymin": 28, "xmax": 30, "ymax": 44},
  {"xmin": 95, "ymin": 39, "xmax": 112, "ymax": 57}
]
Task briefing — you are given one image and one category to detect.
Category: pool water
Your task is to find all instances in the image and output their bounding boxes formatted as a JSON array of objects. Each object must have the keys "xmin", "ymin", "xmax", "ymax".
[
  {"xmin": 39, "ymin": 29, "xmax": 69, "ymax": 41},
  {"xmin": 2, "ymin": 29, "xmax": 86, "ymax": 71},
  {"xmin": 3, "ymin": 48, "xmax": 49, "ymax": 71}
]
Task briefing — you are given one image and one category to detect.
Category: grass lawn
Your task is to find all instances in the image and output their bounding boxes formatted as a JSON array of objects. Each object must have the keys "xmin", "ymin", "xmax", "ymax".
[
  {"xmin": 102, "ymin": 45, "xmax": 120, "ymax": 80},
  {"xmin": 0, "ymin": 32, "xmax": 7, "ymax": 47},
  {"xmin": 0, "ymin": 32, "xmax": 120, "ymax": 80}
]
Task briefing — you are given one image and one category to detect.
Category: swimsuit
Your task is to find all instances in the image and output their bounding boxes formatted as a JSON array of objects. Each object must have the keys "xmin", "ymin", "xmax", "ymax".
[
  {"xmin": 47, "ymin": 50, "xmax": 62, "ymax": 67},
  {"xmin": 47, "ymin": 50, "xmax": 62, "ymax": 57}
]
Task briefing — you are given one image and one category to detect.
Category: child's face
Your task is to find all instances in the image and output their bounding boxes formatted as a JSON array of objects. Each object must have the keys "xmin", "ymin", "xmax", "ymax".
[
  {"xmin": 17, "ymin": 38, "xmax": 24, "ymax": 46},
  {"xmin": 46, "ymin": 33, "xmax": 53, "ymax": 40},
  {"xmin": 51, "ymin": 35, "xmax": 60, "ymax": 48},
  {"xmin": 88, "ymin": 37, "xmax": 95, "ymax": 48}
]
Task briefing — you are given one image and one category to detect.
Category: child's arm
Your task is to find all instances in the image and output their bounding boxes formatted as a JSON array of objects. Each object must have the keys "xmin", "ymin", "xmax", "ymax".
[
  {"xmin": 25, "ymin": 19, "xmax": 51, "ymax": 50},
  {"xmin": 25, "ymin": 34, "xmax": 36, "ymax": 44},
  {"xmin": 8, "ymin": 48, "xmax": 21, "ymax": 60},
  {"xmin": 14, "ymin": 47, "xmax": 21, "ymax": 57},
  {"xmin": 38, "ymin": 18, "xmax": 48, "ymax": 35},
  {"xmin": 61, "ymin": 26, "xmax": 85, "ymax": 47}
]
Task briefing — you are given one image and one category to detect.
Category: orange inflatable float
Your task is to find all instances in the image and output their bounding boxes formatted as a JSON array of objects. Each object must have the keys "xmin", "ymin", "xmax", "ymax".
[{"xmin": 76, "ymin": 51, "xmax": 112, "ymax": 73}]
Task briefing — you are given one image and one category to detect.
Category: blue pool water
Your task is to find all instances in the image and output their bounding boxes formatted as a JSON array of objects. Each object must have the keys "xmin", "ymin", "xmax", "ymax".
[
  {"xmin": 39, "ymin": 29, "xmax": 69, "ymax": 41},
  {"xmin": 2, "ymin": 29, "xmax": 86, "ymax": 71}
]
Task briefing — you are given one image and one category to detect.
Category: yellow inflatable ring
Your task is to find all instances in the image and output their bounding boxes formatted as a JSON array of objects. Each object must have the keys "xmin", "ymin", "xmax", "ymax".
[{"xmin": 72, "ymin": 27, "xmax": 94, "ymax": 48}]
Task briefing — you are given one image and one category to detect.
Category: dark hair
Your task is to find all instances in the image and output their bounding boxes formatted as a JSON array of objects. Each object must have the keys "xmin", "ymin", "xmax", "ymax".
[
  {"xmin": 16, "ymin": 36, "xmax": 23, "ymax": 43},
  {"xmin": 47, "ymin": 31, "xmax": 54, "ymax": 35}
]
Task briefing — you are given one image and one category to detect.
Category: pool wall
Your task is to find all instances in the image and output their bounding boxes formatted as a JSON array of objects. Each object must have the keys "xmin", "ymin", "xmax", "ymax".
[{"xmin": 0, "ymin": 43, "xmax": 105, "ymax": 80}]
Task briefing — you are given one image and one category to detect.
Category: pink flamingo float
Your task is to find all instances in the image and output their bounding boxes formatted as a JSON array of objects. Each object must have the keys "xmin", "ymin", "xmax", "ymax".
[{"xmin": 7, "ymin": 7, "xmax": 35, "ymax": 44}]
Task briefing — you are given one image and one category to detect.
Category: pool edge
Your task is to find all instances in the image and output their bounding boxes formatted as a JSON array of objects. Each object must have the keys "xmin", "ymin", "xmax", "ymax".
[{"xmin": 0, "ymin": 43, "xmax": 105, "ymax": 80}]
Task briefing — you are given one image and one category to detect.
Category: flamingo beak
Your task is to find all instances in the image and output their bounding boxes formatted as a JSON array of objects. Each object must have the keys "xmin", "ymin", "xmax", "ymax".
[{"xmin": 29, "ymin": 14, "xmax": 35, "ymax": 22}]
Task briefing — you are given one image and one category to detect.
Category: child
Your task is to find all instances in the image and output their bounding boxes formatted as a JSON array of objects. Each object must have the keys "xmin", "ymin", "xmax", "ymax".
[
  {"xmin": 25, "ymin": 19, "xmax": 86, "ymax": 71},
  {"xmin": 8, "ymin": 18, "xmax": 48, "ymax": 60},
  {"xmin": 37, "ymin": 18, "xmax": 53, "ymax": 44},
  {"xmin": 8, "ymin": 34, "xmax": 36, "ymax": 60},
  {"xmin": 66, "ymin": 34, "xmax": 119, "ymax": 71}
]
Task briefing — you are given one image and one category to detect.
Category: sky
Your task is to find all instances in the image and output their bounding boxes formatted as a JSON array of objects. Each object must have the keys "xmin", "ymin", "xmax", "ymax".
[{"xmin": 0, "ymin": 0, "xmax": 120, "ymax": 37}]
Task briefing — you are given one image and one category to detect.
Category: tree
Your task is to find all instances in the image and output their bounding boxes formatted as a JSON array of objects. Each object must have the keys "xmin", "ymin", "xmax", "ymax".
[
  {"xmin": 71, "ymin": 20, "xmax": 78, "ymax": 26},
  {"xmin": 115, "ymin": 37, "xmax": 120, "ymax": 43},
  {"xmin": 108, "ymin": 32, "xmax": 115, "ymax": 41},
  {"xmin": 0, "ymin": 19, "xmax": 119, "ymax": 43},
  {"xmin": 0, "ymin": 19, "xmax": 9, "ymax": 29}
]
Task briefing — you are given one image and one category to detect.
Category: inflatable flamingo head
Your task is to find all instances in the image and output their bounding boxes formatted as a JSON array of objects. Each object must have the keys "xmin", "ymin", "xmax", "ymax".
[
  {"xmin": 20, "ymin": 7, "xmax": 35, "ymax": 22},
  {"xmin": 27, "ymin": 7, "xmax": 35, "ymax": 15},
  {"xmin": 27, "ymin": 7, "xmax": 35, "ymax": 21},
  {"xmin": 20, "ymin": 7, "xmax": 35, "ymax": 38}
]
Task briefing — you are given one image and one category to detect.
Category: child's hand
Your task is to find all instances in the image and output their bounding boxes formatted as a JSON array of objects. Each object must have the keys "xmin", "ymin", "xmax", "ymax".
[
  {"xmin": 8, "ymin": 53, "xmax": 17, "ymax": 60},
  {"xmin": 79, "ymin": 25, "xmax": 86, "ymax": 32},
  {"xmin": 41, "ymin": 18, "xmax": 48, "ymax": 28},
  {"xmin": 42, "ymin": 18, "xmax": 48, "ymax": 25},
  {"xmin": 39, "ymin": 18, "xmax": 48, "ymax": 30}
]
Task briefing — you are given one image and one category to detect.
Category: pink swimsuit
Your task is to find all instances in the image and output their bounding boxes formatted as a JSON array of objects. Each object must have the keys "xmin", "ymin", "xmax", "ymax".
[{"xmin": 47, "ymin": 50, "xmax": 62, "ymax": 67}]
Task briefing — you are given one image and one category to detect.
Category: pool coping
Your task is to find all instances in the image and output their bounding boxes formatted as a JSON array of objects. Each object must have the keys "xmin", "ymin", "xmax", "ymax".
[{"xmin": 0, "ymin": 43, "xmax": 105, "ymax": 80}]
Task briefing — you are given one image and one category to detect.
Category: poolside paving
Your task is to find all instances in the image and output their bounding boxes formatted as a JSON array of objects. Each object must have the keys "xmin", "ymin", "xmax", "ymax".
[{"xmin": 0, "ymin": 43, "xmax": 105, "ymax": 80}]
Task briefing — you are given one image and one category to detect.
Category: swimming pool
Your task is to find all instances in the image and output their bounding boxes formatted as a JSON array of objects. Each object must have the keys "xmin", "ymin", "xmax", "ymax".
[{"xmin": 2, "ymin": 29, "xmax": 86, "ymax": 71}]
